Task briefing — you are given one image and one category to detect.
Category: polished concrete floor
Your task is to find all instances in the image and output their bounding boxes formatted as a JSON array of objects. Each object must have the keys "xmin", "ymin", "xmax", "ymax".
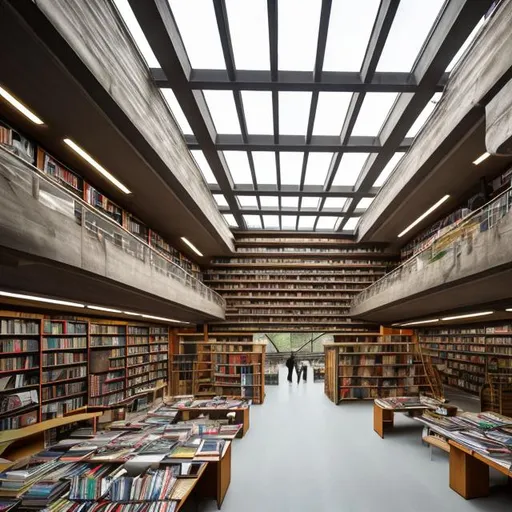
[{"xmin": 200, "ymin": 366, "xmax": 512, "ymax": 512}]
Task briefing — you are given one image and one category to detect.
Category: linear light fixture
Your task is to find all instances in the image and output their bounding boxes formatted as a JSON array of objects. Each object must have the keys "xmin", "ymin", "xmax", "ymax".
[
  {"xmin": 123, "ymin": 311, "xmax": 141, "ymax": 316},
  {"xmin": 398, "ymin": 195, "xmax": 450, "ymax": 238},
  {"xmin": 506, "ymin": 309, "xmax": 512, "ymax": 312},
  {"xmin": 87, "ymin": 305, "xmax": 122, "ymax": 313},
  {"xmin": 181, "ymin": 237, "xmax": 203, "ymax": 257},
  {"xmin": 400, "ymin": 319, "xmax": 440, "ymax": 326},
  {"xmin": 63, "ymin": 139, "xmax": 131, "ymax": 194},
  {"xmin": 0, "ymin": 290, "xmax": 85, "ymax": 308},
  {"xmin": 142, "ymin": 314, "xmax": 188, "ymax": 324},
  {"xmin": 472, "ymin": 152, "xmax": 490, "ymax": 165},
  {"xmin": 0, "ymin": 86, "xmax": 44, "ymax": 125},
  {"xmin": 441, "ymin": 311, "xmax": 494, "ymax": 321}
]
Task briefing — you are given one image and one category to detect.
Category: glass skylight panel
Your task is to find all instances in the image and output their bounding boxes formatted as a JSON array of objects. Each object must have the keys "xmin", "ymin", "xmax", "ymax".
[
  {"xmin": 344, "ymin": 217, "xmax": 359, "ymax": 230},
  {"xmin": 406, "ymin": 93, "xmax": 442, "ymax": 138},
  {"xmin": 190, "ymin": 150, "xmax": 217, "ymax": 184},
  {"xmin": 376, "ymin": 0, "xmax": 445, "ymax": 72},
  {"xmin": 223, "ymin": 151, "xmax": 253, "ymax": 184},
  {"xmin": 223, "ymin": 213, "xmax": 238, "ymax": 227},
  {"xmin": 203, "ymin": 91, "xmax": 241, "ymax": 134},
  {"xmin": 278, "ymin": 0, "xmax": 322, "ymax": 71},
  {"xmin": 237, "ymin": 195, "xmax": 258, "ymax": 209},
  {"xmin": 352, "ymin": 93, "xmax": 398, "ymax": 136},
  {"xmin": 113, "ymin": 0, "xmax": 160, "ymax": 67},
  {"xmin": 281, "ymin": 196, "xmax": 299, "ymax": 209},
  {"xmin": 312, "ymin": 92, "xmax": 352, "ymax": 136},
  {"xmin": 323, "ymin": 0, "xmax": 380, "ymax": 71},
  {"xmin": 168, "ymin": 0, "xmax": 226, "ymax": 69},
  {"xmin": 323, "ymin": 197, "xmax": 346, "ymax": 210},
  {"xmin": 253, "ymin": 151, "xmax": 277, "ymax": 184},
  {"xmin": 260, "ymin": 196, "xmax": 279, "ymax": 208},
  {"xmin": 304, "ymin": 153, "xmax": 333, "ymax": 186},
  {"xmin": 263, "ymin": 215, "xmax": 280, "ymax": 229},
  {"xmin": 279, "ymin": 92, "xmax": 312, "ymax": 136},
  {"xmin": 281, "ymin": 215, "xmax": 297, "ymax": 230},
  {"xmin": 226, "ymin": 0, "xmax": 270, "ymax": 70},
  {"xmin": 213, "ymin": 194, "xmax": 228, "ymax": 207},
  {"xmin": 446, "ymin": 16, "xmax": 485, "ymax": 72},
  {"xmin": 279, "ymin": 152, "xmax": 304, "ymax": 186},
  {"xmin": 242, "ymin": 92, "xmax": 273, "ymax": 135},
  {"xmin": 160, "ymin": 89, "xmax": 192, "ymax": 134},
  {"xmin": 357, "ymin": 197, "xmax": 374, "ymax": 209},
  {"xmin": 374, "ymin": 152, "xmax": 406, "ymax": 187},
  {"xmin": 301, "ymin": 197, "xmax": 320, "ymax": 210},
  {"xmin": 316, "ymin": 216, "xmax": 338, "ymax": 230},
  {"xmin": 332, "ymin": 153, "xmax": 369, "ymax": 186},
  {"xmin": 244, "ymin": 215, "xmax": 262, "ymax": 228},
  {"xmin": 298, "ymin": 216, "xmax": 316, "ymax": 230}
]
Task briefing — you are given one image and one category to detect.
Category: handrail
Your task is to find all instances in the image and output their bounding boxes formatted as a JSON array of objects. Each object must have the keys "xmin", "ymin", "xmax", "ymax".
[
  {"xmin": 352, "ymin": 183, "xmax": 512, "ymax": 306},
  {"xmin": 0, "ymin": 145, "xmax": 225, "ymax": 309}
]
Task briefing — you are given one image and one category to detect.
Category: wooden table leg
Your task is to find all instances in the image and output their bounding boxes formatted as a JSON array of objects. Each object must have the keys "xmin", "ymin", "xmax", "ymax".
[
  {"xmin": 373, "ymin": 404, "xmax": 393, "ymax": 438},
  {"xmin": 449, "ymin": 443, "xmax": 489, "ymax": 499},
  {"xmin": 240, "ymin": 408, "xmax": 249, "ymax": 438},
  {"xmin": 216, "ymin": 442, "xmax": 231, "ymax": 509}
]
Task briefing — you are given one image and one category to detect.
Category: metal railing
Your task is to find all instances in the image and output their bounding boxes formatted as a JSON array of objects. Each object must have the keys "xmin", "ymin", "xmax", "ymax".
[
  {"xmin": 352, "ymin": 186, "xmax": 512, "ymax": 307},
  {"xmin": 0, "ymin": 145, "xmax": 226, "ymax": 309}
]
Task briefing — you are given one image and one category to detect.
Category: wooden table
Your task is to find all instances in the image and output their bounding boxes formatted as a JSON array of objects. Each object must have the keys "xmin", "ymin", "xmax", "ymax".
[
  {"xmin": 373, "ymin": 401, "xmax": 428, "ymax": 438},
  {"xmin": 177, "ymin": 406, "xmax": 250, "ymax": 438}
]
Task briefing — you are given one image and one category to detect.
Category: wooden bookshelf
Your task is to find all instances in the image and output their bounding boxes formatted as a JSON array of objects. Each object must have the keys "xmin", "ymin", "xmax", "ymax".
[{"xmin": 324, "ymin": 333, "xmax": 431, "ymax": 403}]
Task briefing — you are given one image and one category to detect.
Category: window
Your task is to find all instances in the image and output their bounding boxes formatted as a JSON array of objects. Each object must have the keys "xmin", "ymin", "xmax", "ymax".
[
  {"xmin": 280, "ymin": 152, "xmax": 304, "ymax": 186},
  {"xmin": 304, "ymin": 153, "xmax": 333, "ymax": 186},
  {"xmin": 190, "ymin": 150, "xmax": 217, "ymax": 184},
  {"xmin": 406, "ymin": 93, "xmax": 442, "ymax": 138},
  {"xmin": 213, "ymin": 194, "xmax": 228, "ymax": 207},
  {"xmin": 260, "ymin": 196, "xmax": 279, "ymax": 208},
  {"xmin": 279, "ymin": 92, "xmax": 312, "ymax": 136},
  {"xmin": 352, "ymin": 93, "xmax": 398, "ymax": 136},
  {"xmin": 203, "ymin": 91, "xmax": 241, "ymax": 134},
  {"xmin": 281, "ymin": 215, "xmax": 297, "ymax": 230},
  {"xmin": 160, "ymin": 89, "xmax": 192, "ymax": 134},
  {"xmin": 313, "ymin": 92, "xmax": 352, "ymax": 136},
  {"xmin": 242, "ymin": 92, "xmax": 274, "ymax": 135},
  {"xmin": 343, "ymin": 217, "xmax": 359, "ymax": 230},
  {"xmin": 332, "ymin": 153, "xmax": 369, "ymax": 186},
  {"xmin": 223, "ymin": 213, "xmax": 238, "ymax": 227},
  {"xmin": 281, "ymin": 196, "xmax": 299, "ymax": 209},
  {"xmin": 316, "ymin": 216, "xmax": 339, "ymax": 230},
  {"xmin": 357, "ymin": 197, "xmax": 374, "ymax": 209},
  {"xmin": 374, "ymin": 152, "xmax": 406, "ymax": 187},
  {"xmin": 323, "ymin": 197, "xmax": 346, "ymax": 210},
  {"xmin": 253, "ymin": 151, "xmax": 277, "ymax": 185},
  {"xmin": 223, "ymin": 151, "xmax": 253, "ymax": 185},
  {"xmin": 244, "ymin": 215, "xmax": 262, "ymax": 228},
  {"xmin": 446, "ymin": 17, "xmax": 485, "ymax": 72},
  {"xmin": 237, "ymin": 195, "xmax": 258, "ymax": 209},
  {"xmin": 301, "ymin": 197, "xmax": 321, "ymax": 210},
  {"xmin": 263, "ymin": 215, "xmax": 279, "ymax": 229},
  {"xmin": 298, "ymin": 216, "xmax": 316, "ymax": 230}
]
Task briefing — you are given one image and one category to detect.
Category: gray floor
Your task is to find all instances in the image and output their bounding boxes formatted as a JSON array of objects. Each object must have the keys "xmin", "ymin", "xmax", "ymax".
[{"xmin": 200, "ymin": 366, "xmax": 512, "ymax": 512}]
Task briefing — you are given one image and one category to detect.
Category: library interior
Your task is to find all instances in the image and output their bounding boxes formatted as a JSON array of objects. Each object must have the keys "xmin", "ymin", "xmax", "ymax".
[{"xmin": 1, "ymin": 0, "xmax": 512, "ymax": 510}]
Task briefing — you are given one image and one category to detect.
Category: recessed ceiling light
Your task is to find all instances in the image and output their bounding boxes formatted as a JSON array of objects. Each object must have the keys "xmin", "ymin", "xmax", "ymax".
[
  {"xmin": 0, "ymin": 86, "xmax": 44, "ymax": 125},
  {"xmin": 141, "ymin": 314, "xmax": 187, "ymax": 323},
  {"xmin": 441, "ymin": 311, "xmax": 494, "ymax": 321},
  {"xmin": 398, "ymin": 195, "xmax": 450, "ymax": 238},
  {"xmin": 0, "ymin": 290, "xmax": 85, "ymax": 307},
  {"xmin": 472, "ymin": 152, "xmax": 490, "ymax": 165},
  {"xmin": 87, "ymin": 305, "xmax": 122, "ymax": 313},
  {"xmin": 400, "ymin": 319, "xmax": 440, "ymax": 326},
  {"xmin": 63, "ymin": 139, "xmax": 131, "ymax": 194},
  {"xmin": 181, "ymin": 237, "xmax": 203, "ymax": 257}
]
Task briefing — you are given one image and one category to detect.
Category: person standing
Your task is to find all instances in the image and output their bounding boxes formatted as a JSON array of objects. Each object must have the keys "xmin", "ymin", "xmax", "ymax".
[{"xmin": 285, "ymin": 353, "xmax": 295, "ymax": 383}]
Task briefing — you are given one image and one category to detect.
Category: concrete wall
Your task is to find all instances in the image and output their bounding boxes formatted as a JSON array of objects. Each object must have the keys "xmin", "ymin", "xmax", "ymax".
[
  {"xmin": 34, "ymin": 0, "xmax": 234, "ymax": 251},
  {"xmin": 358, "ymin": 0, "xmax": 512, "ymax": 241},
  {"xmin": 0, "ymin": 149, "xmax": 225, "ymax": 319},
  {"xmin": 486, "ymin": 76, "xmax": 512, "ymax": 155},
  {"xmin": 351, "ymin": 207, "xmax": 512, "ymax": 318}
]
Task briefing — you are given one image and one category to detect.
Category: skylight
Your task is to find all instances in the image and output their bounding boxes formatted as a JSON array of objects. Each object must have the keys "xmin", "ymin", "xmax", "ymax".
[
  {"xmin": 160, "ymin": 89, "xmax": 192, "ymax": 135},
  {"xmin": 312, "ymin": 92, "xmax": 352, "ymax": 136},
  {"xmin": 223, "ymin": 151, "xmax": 253, "ymax": 185},
  {"xmin": 323, "ymin": 0, "xmax": 380, "ymax": 72},
  {"xmin": 169, "ymin": 0, "xmax": 226, "ymax": 69},
  {"xmin": 332, "ymin": 153, "xmax": 369, "ymax": 186},
  {"xmin": 213, "ymin": 194, "xmax": 228, "ymax": 207},
  {"xmin": 281, "ymin": 196, "xmax": 299, "ymax": 209},
  {"xmin": 352, "ymin": 93, "xmax": 398, "ymax": 136},
  {"xmin": 316, "ymin": 216, "xmax": 339, "ymax": 230},
  {"xmin": 357, "ymin": 197, "xmax": 374, "ymax": 209},
  {"xmin": 280, "ymin": 152, "xmax": 304, "ymax": 186},
  {"xmin": 278, "ymin": 0, "xmax": 322, "ymax": 71},
  {"xmin": 190, "ymin": 150, "xmax": 217, "ymax": 184},
  {"xmin": 237, "ymin": 195, "xmax": 258, "ymax": 209},
  {"xmin": 376, "ymin": 0, "xmax": 445, "ymax": 72},
  {"xmin": 374, "ymin": 152, "xmax": 406, "ymax": 187},
  {"xmin": 279, "ymin": 92, "xmax": 312, "ymax": 136},
  {"xmin": 446, "ymin": 16, "xmax": 486, "ymax": 72},
  {"xmin": 298, "ymin": 216, "xmax": 316, "ymax": 230},
  {"xmin": 260, "ymin": 196, "xmax": 279, "ymax": 208},
  {"xmin": 223, "ymin": 213, "xmax": 238, "ymax": 227},
  {"xmin": 203, "ymin": 91, "xmax": 241, "ymax": 134},
  {"xmin": 301, "ymin": 197, "xmax": 321, "ymax": 210},
  {"xmin": 244, "ymin": 215, "xmax": 262, "ymax": 229},
  {"xmin": 406, "ymin": 93, "xmax": 442, "ymax": 138},
  {"xmin": 344, "ymin": 217, "xmax": 359, "ymax": 230},
  {"xmin": 242, "ymin": 92, "xmax": 273, "ymax": 135},
  {"xmin": 253, "ymin": 151, "xmax": 277, "ymax": 185},
  {"xmin": 304, "ymin": 153, "xmax": 333, "ymax": 186},
  {"xmin": 323, "ymin": 197, "xmax": 346, "ymax": 210},
  {"xmin": 281, "ymin": 215, "xmax": 297, "ymax": 230},
  {"xmin": 263, "ymin": 215, "xmax": 280, "ymax": 229}
]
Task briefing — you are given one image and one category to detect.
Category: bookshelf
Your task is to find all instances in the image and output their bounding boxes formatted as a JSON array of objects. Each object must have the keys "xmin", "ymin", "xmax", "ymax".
[
  {"xmin": 171, "ymin": 333, "xmax": 266, "ymax": 404},
  {"xmin": 324, "ymin": 333, "xmax": 431, "ymax": 403}
]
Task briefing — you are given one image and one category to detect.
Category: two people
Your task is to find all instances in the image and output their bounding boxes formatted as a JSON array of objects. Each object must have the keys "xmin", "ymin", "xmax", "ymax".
[{"xmin": 285, "ymin": 353, "xmax": 306, "ymax": 383}]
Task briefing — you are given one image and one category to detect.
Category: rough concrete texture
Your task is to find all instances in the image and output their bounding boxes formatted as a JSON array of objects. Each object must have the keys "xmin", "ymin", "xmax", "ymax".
[
  {"xmin": 34, "ymin": 0, "xmax": 233, "ymax": 251},
  {"xmin": 358, "ymin": 0, "xmax": 512, "ymax": 241},
  {"xmin": 351, "ymin": 208, "xmax": 512, "ymax": 318},
  {"xmin": 0, "ymin": 149, "xmax": 225, "ymax": 319},
  {"xmin": 486, "ymin": 76, "xmax": 512, "ymax": 155}
]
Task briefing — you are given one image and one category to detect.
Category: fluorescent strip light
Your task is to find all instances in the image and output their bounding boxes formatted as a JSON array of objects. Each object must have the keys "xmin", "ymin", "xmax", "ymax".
[
  {"xmin": 401, "ymin": 319, "xmax": 440, "ymax": 326},
  {"xmin": 0, "ymin": 86, "xmax": 44, "ymax": 125},
  {"xmin": 441, "ymin": 311, "xmax": 494, "ymax": 321},
  {"xmin": 506, "ymin": 309, "xmax": 512, "ymax": 312},
  {"xmin": 472, "ymin": 152, "xmax": 490, "ymax": 165},
  {"xmin": 0, "ymin": 291, "xmax": 85, "ymax": 308},
  {"xmin": 63, "ymin": 139, "xmax": 131, "ymax": 194},
  {"xmin": 142, "ymin": 314, "xmax": 187, "ymax": 323},
  {"xmin": 87, "ymin": 305, "xmax": 122, "ymax": 313},
  {"xmin": 398, "ymin": 195, "xmax": 450, "ymax": 238},
  {"xmin": 181, "ymin": 237, "xmax": 203, "ymax": 257},
  {"xmin": 123, "ymin": 311, "xmax": 141, "ymax": 316}
]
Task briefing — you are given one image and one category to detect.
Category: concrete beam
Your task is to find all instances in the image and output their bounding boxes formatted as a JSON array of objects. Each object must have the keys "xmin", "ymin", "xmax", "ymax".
[{"xmin": 486, "ymin": 77, "xmax": 512, "ymax": 155}]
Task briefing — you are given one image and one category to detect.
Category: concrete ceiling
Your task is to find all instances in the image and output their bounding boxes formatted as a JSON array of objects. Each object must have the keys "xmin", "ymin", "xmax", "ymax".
[{"xmin": 0, "ymin": 2, "xmax": 232, "ymax": 262}]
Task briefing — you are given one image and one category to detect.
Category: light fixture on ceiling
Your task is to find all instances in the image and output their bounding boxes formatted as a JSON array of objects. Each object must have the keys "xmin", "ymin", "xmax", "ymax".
[
  {"xmin": 87, "ymin": 305, "xmax": 123, "ymax": 313},
  {"xmin": 0, "ymin": 290, "xmax": 85, "ymax": 308},
  {"xmin": 141, "ymin": 314, "xmax": 187, "ymax": 323},
  {"xmin": 441, "ymin": 311, "xmax": 494, "ymax": 321},
  {"xmin": 398, "ymin": 195, "xmax": 450, "ymax": 238},
  {"xmin": 400, "ymin": 318, "xmax": 440, "ymax": 326},
  {"xmin": 472, "ymin": 152, "xmax": 490, "ymax": 165},
  {"xmin": 63, "ymin": 139, "xmax": 131, "ymax": 194},
  {"xmin": 181, "ymin": 237, "xmax": 203, "ymax": 257},
  {"xmin": 123, "ymin": 311, "xmax": 141, "ymax": 316},
  {"xmin": 0, "ymin": 86, "xmax": 44, "ymax": 125}
]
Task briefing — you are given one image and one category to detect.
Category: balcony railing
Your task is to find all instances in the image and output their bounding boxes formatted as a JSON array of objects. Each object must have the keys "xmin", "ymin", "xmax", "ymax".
[
  {"xmin": 0, "ymin": 146, "xmax": 226, "ymax": 309},
  {"xmin": 352, "ymin": 186, "xmax": 512, "ymax": 307}
]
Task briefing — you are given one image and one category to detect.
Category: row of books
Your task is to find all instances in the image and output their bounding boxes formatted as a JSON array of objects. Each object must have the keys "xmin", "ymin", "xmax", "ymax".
[
  {"xmin": 127, "ymin": 346, "xmax": 151, "ymax": 356},
  {"xmin": 339, "ymin": 355, "xmax": 413, "ymax": 366},
  {"xmin": 205, "ymin": 268, "xmax": 384, "ymax": 276},
  {"xmin": 0, "ymin": 339, "xmax": 38, "ymax": 352},
  {"xmin": 229, "ymin": 308, "xmax": 350, "ymax": 315},
  {"xmin": 42, "ymin": 353, "xmax": 86, "ymax": 366},
  {"xmin": 41, "ymin": 382, "xmax": 86, "ymax": 401},
  {"xmin": 0, "ymin": 374, "xmax": 38, "ymax": 391},
  {"xmin": 42, "ymin": 367, "xmax": 87, "ymax": 383},
  {"xmin": 0, "ymin": 319, "xmax": 39, "ymax": 334},
  {"xmin": 43, "ymin": 337, "xmax": 87, "ymax": 350},
  {"xmin": 212, "ymin": 257, "xmax": 387, "ymax": 265},
  {"xmin": 235, "ymin": 246, "xmax": 386, "ymax": 254},
  {"xmin": 41, "ymin": 396, "xmax": 86, "ymax": 420},
  {"xmin": 0, "ymin": 356, "xmax": 38, "ymax": 372},
  {"xmin": 91, "ymin": 336, "xmax": 125, "ymax": 347},
  {"xmin": 43, "ymin": 321, "xmax": 87, "ymax": 335}
]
